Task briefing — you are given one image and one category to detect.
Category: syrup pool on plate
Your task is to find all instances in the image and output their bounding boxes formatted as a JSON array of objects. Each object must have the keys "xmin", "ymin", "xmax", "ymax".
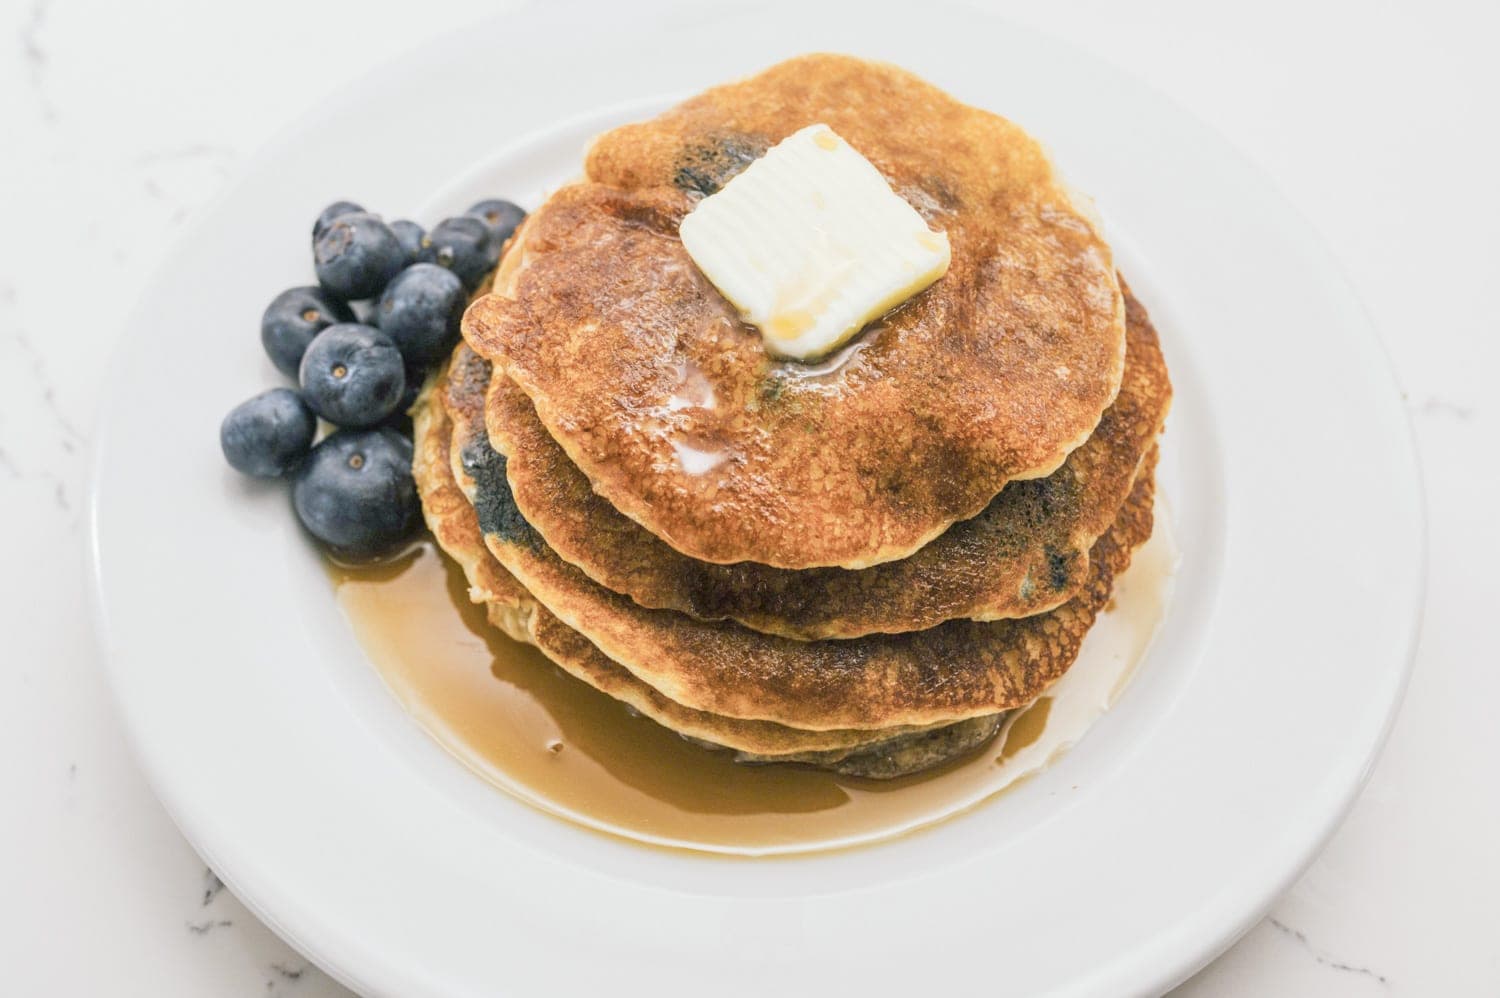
[{"xmin": 328, "ymin": 503, "xmax": 1179, "ymax": 856}]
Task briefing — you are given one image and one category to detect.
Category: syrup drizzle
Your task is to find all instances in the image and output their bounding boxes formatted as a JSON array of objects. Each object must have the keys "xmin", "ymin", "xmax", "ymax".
[{"xmin": 330, "ymin": 504, "xmax": 1177, "ymax": 855}]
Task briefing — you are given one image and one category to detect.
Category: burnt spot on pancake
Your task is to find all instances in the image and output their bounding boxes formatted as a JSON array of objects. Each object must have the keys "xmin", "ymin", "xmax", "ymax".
[{"xmin": 673, "ymin": 133, "xmax": 770, "ymax": 197}]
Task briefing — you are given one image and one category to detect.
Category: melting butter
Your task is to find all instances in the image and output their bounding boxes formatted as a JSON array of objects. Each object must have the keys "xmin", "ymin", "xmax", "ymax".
[{"xmin": 679, "ymin": 123, "xmax": 951, "ymax": 362}]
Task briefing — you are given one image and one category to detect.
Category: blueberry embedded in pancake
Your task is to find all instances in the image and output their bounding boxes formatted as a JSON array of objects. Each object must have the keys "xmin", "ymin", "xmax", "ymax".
[{"xmin": 671, "ymin": 132, "xmax": 770, "ymax": 197}]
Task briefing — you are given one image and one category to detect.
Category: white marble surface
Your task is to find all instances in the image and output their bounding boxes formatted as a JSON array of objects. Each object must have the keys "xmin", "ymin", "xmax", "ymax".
[{"xmin": 1, "ymin": 0, "xmax": 1495, "ymax": 993}]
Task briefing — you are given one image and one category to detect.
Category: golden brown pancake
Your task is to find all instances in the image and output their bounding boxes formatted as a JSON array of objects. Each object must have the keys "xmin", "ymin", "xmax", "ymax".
[
  {"xmin": 414, "ymin": 380, "xmax": 1006, "ymax": 773},
  {"xmin": 464, "ymin": 53, "xmax": 1126, "ymax": 570},
  {"xmin": 478, "ymin": 284, "xmax": 1168, "ymax": 639},
  {"xmin": 441, "ymin": 357, "xmax": 1157, "ymax": 731}
]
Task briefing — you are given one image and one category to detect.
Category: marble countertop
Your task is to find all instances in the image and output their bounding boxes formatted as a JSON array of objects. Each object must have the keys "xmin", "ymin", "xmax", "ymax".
[{"xmin": 2, "ymin": 0, "xmax": 1495, "ymax": 993}]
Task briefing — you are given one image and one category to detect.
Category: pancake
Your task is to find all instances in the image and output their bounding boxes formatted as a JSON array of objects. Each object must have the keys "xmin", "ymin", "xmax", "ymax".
[
  {"xmin": 413, "ymin": 379, "xmax": 1004, "ymax": 774},
  {"xmin": 442, "ymin": 358, "xmax": 1157, "ymax": 731},
  {"xmin": 479, "ymin": 282, "xmax": 1168, "ymax": 639},
  {"xmin": 463, "ymin": 53, "xmax": 1126, "ymax": 570},
  {"xmin": 730, "ymin": 714, "xmax": 1005, "ymax": 779}
]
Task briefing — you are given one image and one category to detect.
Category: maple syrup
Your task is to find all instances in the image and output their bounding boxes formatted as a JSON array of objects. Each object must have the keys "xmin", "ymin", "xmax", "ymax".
[{"xmin": 329, "ymin": 507, "xmax": 1177, "ymax": 855}]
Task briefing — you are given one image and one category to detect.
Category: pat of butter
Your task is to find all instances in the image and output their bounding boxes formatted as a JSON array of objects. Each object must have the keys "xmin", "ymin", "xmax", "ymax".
[{"xmin": 679, "ymin": 124, "xmax": 950, "ymax": 361}]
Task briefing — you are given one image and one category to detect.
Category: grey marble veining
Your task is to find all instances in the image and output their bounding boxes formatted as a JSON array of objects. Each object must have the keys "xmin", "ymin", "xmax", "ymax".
[
  {"xmin": 19, "ymin": 0, "xmax": 55, "ymax": 121},
  {"xmin": 1268, "ymin": 920, "xmax": 1390, "ymax": 991}
]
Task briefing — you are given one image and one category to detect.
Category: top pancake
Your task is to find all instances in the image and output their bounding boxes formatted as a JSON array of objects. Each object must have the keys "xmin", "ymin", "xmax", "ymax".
[{"xmin": 463, "ymin": 53, "xmax": 1126, "ymax": 569}]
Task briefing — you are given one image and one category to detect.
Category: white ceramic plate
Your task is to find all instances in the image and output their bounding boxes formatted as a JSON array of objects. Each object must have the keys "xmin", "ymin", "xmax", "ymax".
[{"xmin": 88, "ymin": 2, "xmax": 1424, "ymax": 995}]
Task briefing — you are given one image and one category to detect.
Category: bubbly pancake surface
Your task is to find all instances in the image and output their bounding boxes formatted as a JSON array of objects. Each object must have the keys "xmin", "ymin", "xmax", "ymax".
[
  {"xmin": 440, "ymin": 355, "xmax": 1157, "ymax": 731},
  {"xmin": 481, "ymin": 283, "xmax": 1169, "ymax": 639},
  {"xmin": 463, "ymin": 53, "xmax": 1126, "ymax": 569}
]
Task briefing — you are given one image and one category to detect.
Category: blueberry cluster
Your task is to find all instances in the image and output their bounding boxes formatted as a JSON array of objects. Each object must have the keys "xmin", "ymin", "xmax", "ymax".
[{"xmin": 221, "ymin": 197, "xmax": 526, "ymax": 560}]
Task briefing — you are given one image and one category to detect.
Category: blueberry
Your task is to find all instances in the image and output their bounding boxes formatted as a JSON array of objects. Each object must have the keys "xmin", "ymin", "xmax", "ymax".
[
  {"xmin": 418, "ymin": 215, "xmax": 498, "ymax": 291},
  {"xmin": 312, "ymin": 200, "xmax": 364, "ymax": 241},
  {"xmin": 374, "ymin": 264, "xmax": 466, "ymax": 367},
  {"xmin": 292, "ymin": 428, "xmax": 419, "ymax": 559},
  {"xmin": 465, "ymin": 199, "xmax": 526, "ymax": 245},
  {"xmin": 314, "ymin": 212, "xmax": 405, "ymax": 301},
  {"xmin": 390, "ymin": 219, "xmax": 426, "ymax": 267},
  {"xmin": 299, "ymin": 323, "xmax": 405, "ymax": 427},
  {"xmin": 220, "ymin": 388, "xmax": 316, "ymax": 477},
  {"xmin": 260, "ymin": 286, "xmax": 355, "ymax": 378}
]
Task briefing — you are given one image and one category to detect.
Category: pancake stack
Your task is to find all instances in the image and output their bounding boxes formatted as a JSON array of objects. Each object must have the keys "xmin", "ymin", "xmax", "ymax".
[{"xmin": 412, "ymin": 55, "xmax": 1171, "ymax": 778}]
